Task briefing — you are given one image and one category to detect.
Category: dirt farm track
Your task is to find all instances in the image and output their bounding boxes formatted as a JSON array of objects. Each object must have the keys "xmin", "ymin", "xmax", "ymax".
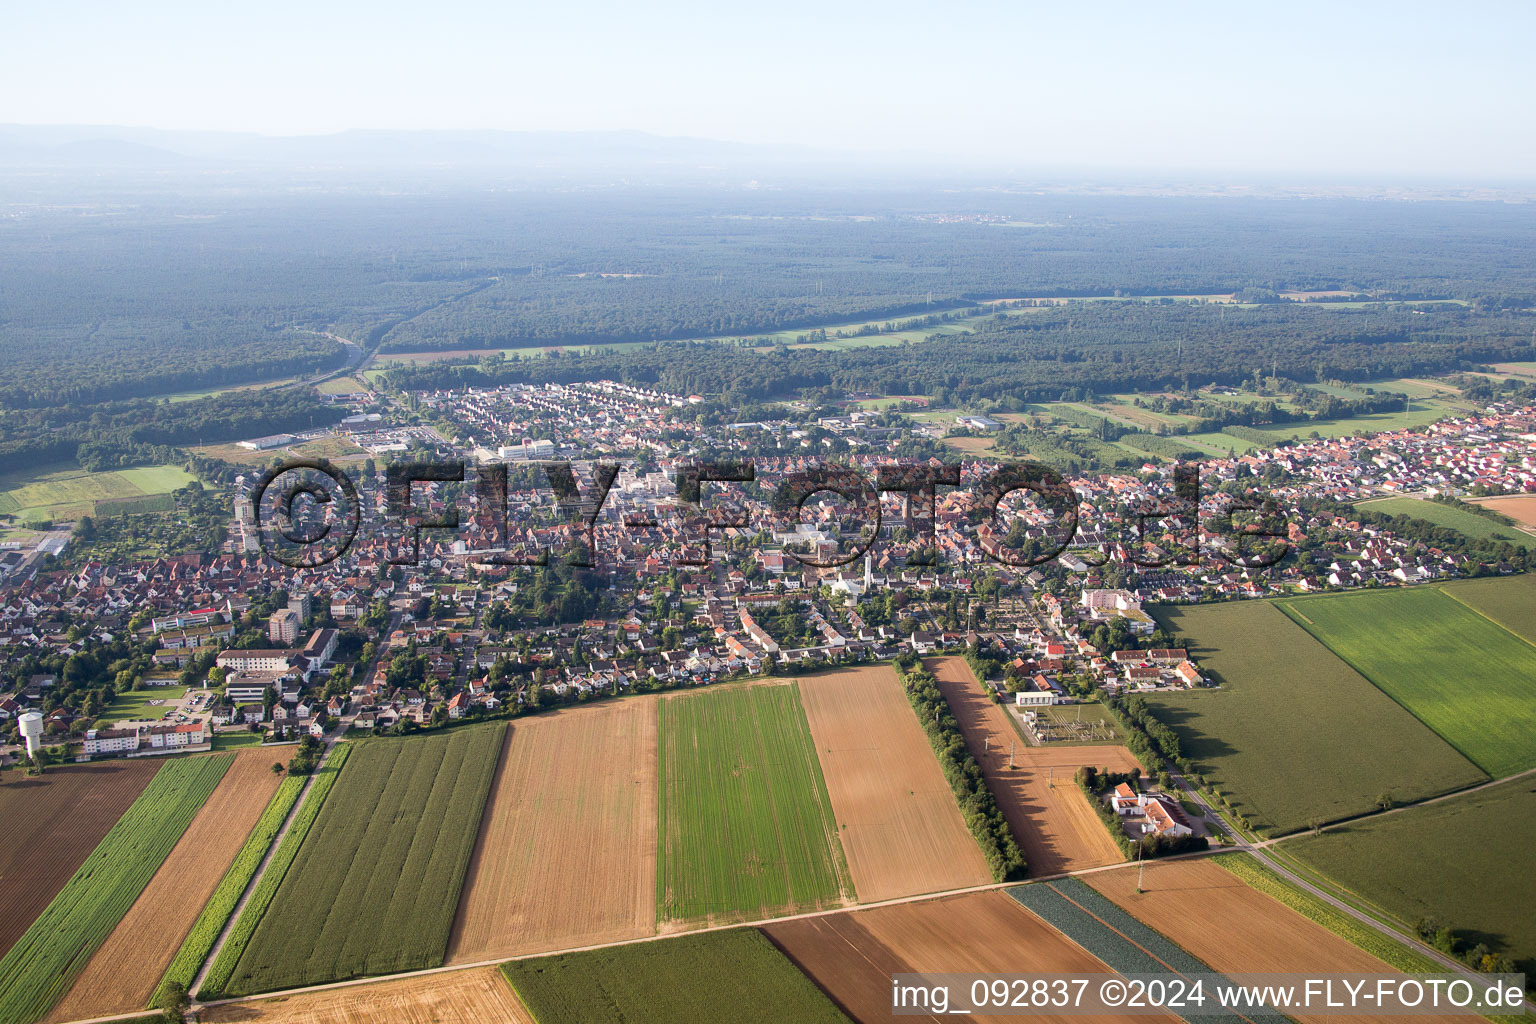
[
  {"xmin": 201, "ymin": 967, "xmax": 534, "ymax": 1024},
  {"xmin": 926, "ymin": 657, "xmax": 1141, "ymax": 876},
  {"xmin": 447, "ymin": 701, "xmax": 658, "ymax": 963},
  {"xmin": 797, "ymin": 665, "xmax": 992, "ymax": 902},
  {"xmin": 48, "ymin": 749, "xmax": 285, "ymax": 1022},
  {"xmin": 0, "ymin": 759, "xmax": 162, "ymax": 958}
]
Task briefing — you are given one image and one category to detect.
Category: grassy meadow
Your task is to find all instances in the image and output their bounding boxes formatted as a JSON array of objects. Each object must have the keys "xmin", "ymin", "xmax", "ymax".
[
  {"xmin": 1286, "ymin": 779, "xmax": 1536, "ymax": 973},
  {"xmin": 1146, "ymin": 601, "xmax": 1486, "ymax": 835},
  {"xmin": 97, "ymin": 685, "xmax": 188, "ymax": 725},
  {"xmin": 502, "ymin": 929, "xmax": 850, "ymax": 1024},
  {"xmin": 657, "ymin": 684, "xmax": 853, "ymax": 923},
  {"xmin": 0, "ymin": 463, "xmax": 196, "ymax": 525},
  {"xmin": 1355, "ymin": 496, "xmax": 1528, "ymax": 545},
  {"xmin": 1278, "ymin": 586, "xmax": 1536, "ymax": 778}
]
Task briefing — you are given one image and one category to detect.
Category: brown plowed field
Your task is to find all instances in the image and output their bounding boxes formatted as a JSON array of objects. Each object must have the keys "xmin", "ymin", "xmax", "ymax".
[
  {"xmin": 797, "ymin": 665, "xmax": 991, "ymax": 902},
  {"xmin": 201, "ymin": 967, "xmax": 534, "ymax": 1024},
  {"xmin": 927, "ymin": 658, "xmax": 1141, "ymax": 876},
  {"xmin": 0, "ymin": 758, "xmax": 162, "ymax": 957},
  {"xmin": 1470, "ymin": 493, "xmax": 1536, "ymax": 530},
  {"xmin": 1086, "ymin": 859, "xmax": 1485, "ymax": 1024},
  {"xmin": 447, "ymin": 701, "xmax": 658, "ymax": 963},
  {"xmin": 48, "ymin": 749, "xmax": 285, "ymax": 1021},
  {"xmin": 766, "ymin": 891, "xmax": 1171, "ymax": 1023}
]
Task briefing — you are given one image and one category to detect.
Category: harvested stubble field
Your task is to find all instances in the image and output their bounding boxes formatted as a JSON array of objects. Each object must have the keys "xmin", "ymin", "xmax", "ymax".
[
  {"xmin": 1278, "ymin": 586, "xmax": 1536, "ymax": 777},
  {"xmin": 154, "ymin": 774, "xmax": 308, "ymax": 1006},
  {"xmin": 1147, "ymin": 601, "xmax": 1486, "ymax": 835},
  {"xmin": 48, "ymin": 750, "xmax": 286, "ymax": 1022},
  {"xmin": 797, "ymin": 665, "xmax": 991, "ymax": 902},
  {"xmin": 657, "ymin": 683, "xmax": 853, "ymax": 926},
  {"xmin": 503, "ymin": 928, "xmax": 849, "ymax": 1024},
  {"xmin": 0, "ymin": 754, "xmax": 233, "ymax": 1024},
  {"xmin": 201, "ymin": 968, "xmax": 535, "ymax": 1024},
  {"xmin": 449, "ymin": 702, "xmax": 659, "ymax": 964},
  {"xmin": 927, "ymin": 657, "xmax": 1138, "ymax": 876},
  {"xmin": 1469, "ymin": 493, "xmax": 1536, "ymax": 530},
  {"xmin": 0, "ymin": 759, "xmax": 161, "ymax": 958},
  {"xmin": 1087, "ymin": 858, "xmax": 1486, "ymax": 1024},
  {"xmin": 222, "ymin": 727, "xmax": 502, "ymax": 996},
  {"xmin": 765, "ymin": 891, "xmax": 1150, "ymax": 1024}
]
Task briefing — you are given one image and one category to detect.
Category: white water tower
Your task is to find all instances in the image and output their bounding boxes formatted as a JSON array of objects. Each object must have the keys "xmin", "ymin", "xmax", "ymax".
[{"xmin": 18, "ymin": 712, "xmax": 44, "ymax": 761}]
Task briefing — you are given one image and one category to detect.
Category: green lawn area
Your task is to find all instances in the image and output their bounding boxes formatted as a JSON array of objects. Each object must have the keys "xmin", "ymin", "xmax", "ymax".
[
  {"xmin": 1287, "ymin": 779, "xmax": 1536, "ymax": 973},
  {"xmin": 97, "ymin": 685, "xmax": 188, "ymax": 725},
  {"xmin": 1185, "ymin": 431, "xmax": 1254, "ymax": 454},
  {"xmin": 657, "ymin": 683, "xmax": 852, "ymax": 924},
  {"xmin": 1146, "ymin": 601, "xmax": 1486, "ymax": 836},
  {"xmin": 1032, "ymin": 702, "xmax": 1123, "ymax": 745},
  {"xmin": 502, "ymin": 929, "xmax": 850, "ymax": 1024},
  {"xmin": 0, "ymin": 754, "xmax": 232, "ymax": 1024},
  {"xmin": 218, "ymin": 727, "xmax": 502, "ymax": 996},
  {"xmin": 0, "ymin": 463, "xmax": 197, "ymax": 525},
  {"xmin": 1355, "ymin": 497, "xmax": 1528, "ymax": 545},
  {"xmin": 1239, "ymin": 400, "xmax": 1461, "ymax": 441},
  {"xmin": 210, "ymin": 731, "xmax": 265, "ymax": 750},
  {"xmin": 1277, "ymin": 585, "xmax": 1536, "ymax": 778}
]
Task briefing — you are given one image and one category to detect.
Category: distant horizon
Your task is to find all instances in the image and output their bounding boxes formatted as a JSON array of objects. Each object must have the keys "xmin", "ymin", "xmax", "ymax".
[
  {"xmin": 4, "ymin": 122, "xmax": 1536, "ymax": 192},
  {"xmin": 5, "ymin": 2, "xmax": 1534, "ymax": 181}
]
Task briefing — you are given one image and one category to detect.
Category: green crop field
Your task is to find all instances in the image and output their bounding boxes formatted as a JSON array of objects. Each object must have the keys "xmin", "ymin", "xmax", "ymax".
[
  {"xmin": 97, "ymin": 685, "xmax": 187, "ymax": 725},
  {"xmin": 1354, "ymin": 497, "xmax": 1528, "ymax": 545},
  {"xmin": 201, "ymin": 744, "xmax": 351, "ymax": 999},
  {"xmin": 1441, "ymin": 574, "xmax": 1536, "ymax": 642},
  {"xmin": 1286, "ymin": 780, "xmax": 1536, "ymax": 973},
  {"xmin": 657, "ymin": 684, "xmax": 852, "ymax": 923},
  {"xmin": 502, "ymin": 928, "xmax": 850, "ymax": 1024},
  {"xmin": 0, "ymin": 754, "xmax": 232, "ymax": 1024},
  {"xmin": 1277, "ymin": 587, "xmax": 1536, "ymax": 778},
  {"xmin": 0, "ymin": 463, "xmax": 196, "ymax": 525},
  {"xmin": 1146, "ymin": 602, "xmax": 1486, "ymax": 835},
  {"xmin": 217, "ymin": 726, "xmax": 502, "ymax": 996},
  {"xmin": 154, "ymin": 773, "xmax": 307, "ymax": 1006}
]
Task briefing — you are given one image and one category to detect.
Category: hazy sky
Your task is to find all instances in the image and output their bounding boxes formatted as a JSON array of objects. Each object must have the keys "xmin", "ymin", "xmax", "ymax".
[{"xmin": 5, "ymin": 0, "xmax": 1533, "ymax": 179}]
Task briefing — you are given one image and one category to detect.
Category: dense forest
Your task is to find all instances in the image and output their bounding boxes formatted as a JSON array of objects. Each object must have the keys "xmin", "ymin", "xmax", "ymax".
[
  {"xmin": 0, "ymin": 391, "xmax": 342, "ymax": 476},
  {"xmin": 3, "ymin": 187, "xmax": 1535, "ymax": 409},
  {"xmin": 385, "ymin": 301, "xmax": 1536, "ymax": 407}
]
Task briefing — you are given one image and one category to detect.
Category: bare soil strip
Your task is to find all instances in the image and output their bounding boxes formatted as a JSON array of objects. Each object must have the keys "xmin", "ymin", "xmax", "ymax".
[
  {"xmin": 0, "ymin": 759, "xmax": 162, "ymax": 958},
  {"xmin": 797, "ymin": 665, "xmax": 992, "ymax": 902},
  {"xmin": 767, "ymin": 889, "xmax": 1173, "ymax": 1023},
  {"xmin": 48, "ymin": 749, "xmax": 285, "ymax": 1021},
  {"xmin": 928, "ymin": 657, "xmax": 1140, "ymax": 875},
  {"xmin": 1086, "ymin": 859, "xmax": 1485, "ymax": 1024}
]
